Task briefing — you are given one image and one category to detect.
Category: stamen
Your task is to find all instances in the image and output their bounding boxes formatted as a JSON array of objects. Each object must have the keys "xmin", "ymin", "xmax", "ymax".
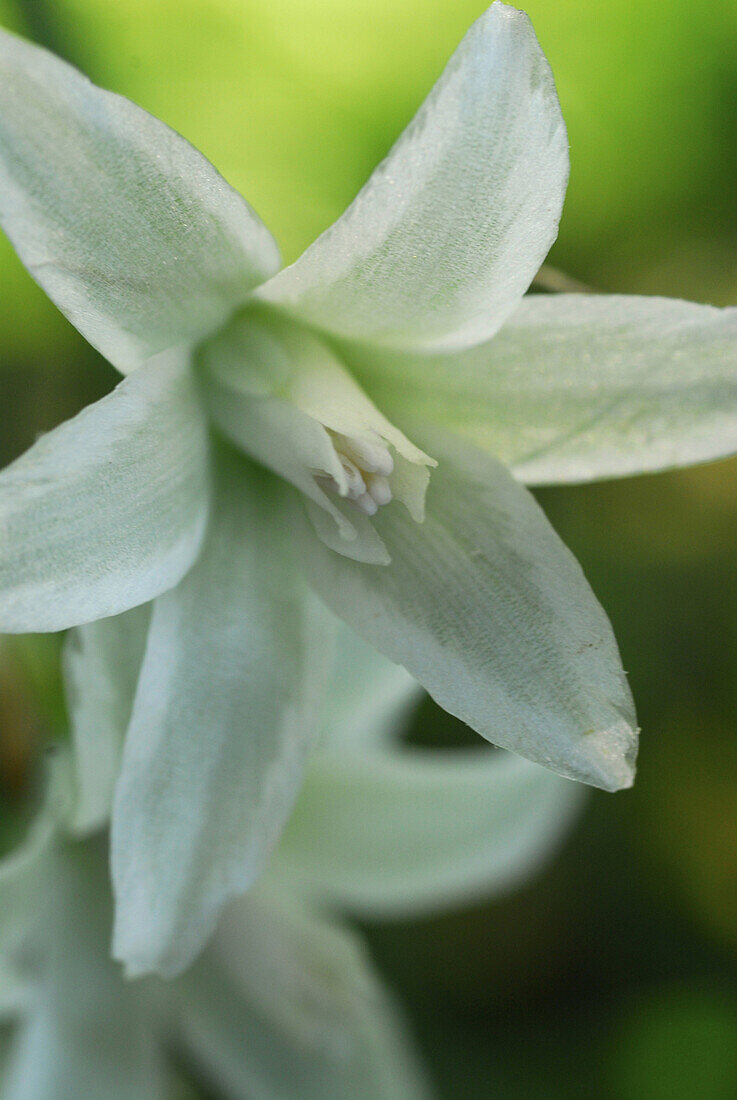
[
  {"xmin": 365, "ymin": 473, "xmax": 392, "ymax": 507},
  {"xmin": 354, "ymin": 492, "xmax": 379, "ymax": 516},
  {"xmin": 317, "ymin": 430, "xmax": 399, "ymax": 518},
  {"xmin": 333, "ymin": 432, "xmax": 394, "ymax": 477},
  {"xmin": 339, "ymin": 456, "xmax": 366, "ymax": 500}
]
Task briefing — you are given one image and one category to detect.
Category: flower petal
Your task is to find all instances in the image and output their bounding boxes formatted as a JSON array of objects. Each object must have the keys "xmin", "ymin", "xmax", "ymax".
[
  {"xmin": 0, "ymin": 758, "xmax": 64, "ymax": 977},
  {"xmin": 256, "ymin": 3, "xmax": 567, "ymax": 352},
  {"xmin": 0, "ymin": 28, "xmax": 279, "ymax": 372},
  {"xmin": 0, "ymin": 752, "xmax": 72, "ymax": 1019},
  {"xmin": 2, "ymin": 844, "xmax": 165, "ymax": 1100},
  {"xmin": 63, "ymin": 606, "xmax": 151, "ymax": 836},
  {"xmin": 0, "ymin": 961, "xmax": 27, "ymax": 1020},
  {"xmin": 283, "ymin": 627, "xmax": 583, "ymax": 915},
  {"xmin": 280, "ymin": 748, "xmax": 584, "ymax": 917},
  {"xmin": 298, "ymin": 432, "xmax": 638, "ymax": 791},
  {"xmin": 201, "ymin": 309, "xmax": 432, "ymax": 563},
  {"xmin": 0, "ymin": 354, "xmax": 209, "ymax": 633},
  {"xmin": 345, "ymin": 295, "xmax": 737, "ymax": 484},
  {"xmin": 111, "ymin": 449, "xmax": 335, "ymax": 979},
  {"xmin": 2, "ymin": 1005, "xmax": 164, "ymax": 1100},
  {"xmin": 282, "ymin": 626, "xmax": 583, "ymax": 913},
  {"xmin": 316, "ymin": 625, "xmax": 423, "ymax": 753},
  {"xmin": 174, "ymin": 882, "xmax": 429, "ymax": 1100}
]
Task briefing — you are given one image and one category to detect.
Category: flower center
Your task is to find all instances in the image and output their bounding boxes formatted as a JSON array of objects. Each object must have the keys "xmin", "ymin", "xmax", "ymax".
[{"xmin": 318, "ymin": 432, "xmax": 395, "ymax": 516}]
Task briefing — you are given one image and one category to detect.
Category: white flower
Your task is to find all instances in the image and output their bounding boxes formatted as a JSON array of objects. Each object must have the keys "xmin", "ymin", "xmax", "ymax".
[
  {"xmin": 1, "ymin": 3, "xmax": 736, "ymax": 975},
  {"xmin": 0, "ymin": 645, "xmax": 582, "ymax": 1100}
]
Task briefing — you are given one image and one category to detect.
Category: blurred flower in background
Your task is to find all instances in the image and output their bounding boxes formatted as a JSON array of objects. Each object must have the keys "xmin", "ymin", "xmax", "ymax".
[{"xmin": 1, "ymin": 632, "xmax": 581, "ymax": 1099}]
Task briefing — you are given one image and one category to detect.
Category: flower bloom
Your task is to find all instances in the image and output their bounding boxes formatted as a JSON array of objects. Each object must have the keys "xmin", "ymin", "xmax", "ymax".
[
  {"xmin": 1, "ymin": 3, "xmax": 736, "ymax": 975},
  {"xmin": 0, "ymin": 640, "xmax": 582, "ymax": 1098}
]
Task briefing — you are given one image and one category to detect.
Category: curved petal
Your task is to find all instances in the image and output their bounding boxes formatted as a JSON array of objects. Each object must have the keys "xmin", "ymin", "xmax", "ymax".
[
  {"xmin": 279, "ymin": 749, "xmax": 584, "ymax": 917},
  {"xmin": 256, "ymin": 3, "xmax": 567, "ymax": 353},
  {"xmin": 205, "ymin": 373, "xmax": 392, "ymax": 564},
  {"xmin": 0, "ymin": 354, "xmax": 209, "ymax": 634},
  {"xmin": 298, "ymin": 431, "xmax": 637, "ymax": 792},
  {"xmin": 0, "ymin": 753, "xmax": 72, "ymax": 1017},
  {"xmin": 0, "ymin": 760, "xmax": 64, "ymax": 968},
  {"xmin": 175, "ymin": 883, "xmax": 429, "ymax": 1100},
  {"xmin": 316, "ymin": 625, "xmax": 422, "ymax": 753},
  {"xmin": 0, "ymin": 28, "xmax": 279, "ymax": 372},
  {"xmin": 2, "ymin": 844, "xmax": 164, "ymax": 1100},
  {"xmin": 345, "ymin": 295, "xmax": 737, "ymax": 484},
  {"xmin": 63, "ymin": 605, "xmax": 151, "ymax": 836},
  {"xmin": 2, "ymin": 1009, "xmax": 163, "ymax": 1100},
  {"xmin": 0, "ymin": 961, "xmax": 27, "ymax": 1019},
  {"xmin": 111, "ymin": 449, "xmax": 335, "ymax": 979}
]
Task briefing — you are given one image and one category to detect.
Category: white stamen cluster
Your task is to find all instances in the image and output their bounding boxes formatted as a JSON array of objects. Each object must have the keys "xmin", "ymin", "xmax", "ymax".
[{"xmin": 322, "ymin": 431, "xmax": 394, "ymax": 516}]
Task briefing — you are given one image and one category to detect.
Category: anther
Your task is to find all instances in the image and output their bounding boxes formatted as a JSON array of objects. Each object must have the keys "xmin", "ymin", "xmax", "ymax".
[
  {"xmin": 364, "ymin": 473, "xmax": 392, "ymax": 507},
  {"xmin": 333, "ymin": 433, "xmax": 394, "ymax": 477},
  {"xmin": 339, "ymin": 457, "xmax": 366, "ymax": 500},
  {"xmin": 354, "ymin": 492, "xmax": 379, "ymax": 516},
  {"xmin": 317, "ymin": 430, "xmax": 397, "ymax": 517}
]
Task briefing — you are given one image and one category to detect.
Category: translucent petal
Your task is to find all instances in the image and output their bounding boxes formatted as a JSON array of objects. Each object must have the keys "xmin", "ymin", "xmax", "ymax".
[
  {"xmin": 0, "ymin": 353, "xmax": 209, "ymax": 633},
  {"xmin": 63, "ymin": 605, "xmax": 151, "ymax": 835},
  {"xmin": 111, "ymin": 449, "xmax": 335, "ymax": 978},
  {"xmin": 2, "ymin": 844, "xmax": 164, "ymax": 1100},
  {"xmin": 344, "ymin": 294, "xmax": 737, "ymax": 484},
  {"xmin": 298, "ymin": 431, "xmax": 637, "ymax": 792},
  {"xmin": 0, "ymin": 757, "xmax": 64, "ymax": 974},
  {"xmin": 315, "ymin": 625, "xmax": 422, "ymax": 753},
  {"xmin": 256, "ymin": 3, "xmax": 567, "ymax": 352},
  {"xmin": 175, "ymin": 882, "xmax": 429, "ymax": 1100},
  {"xmin": 281, "ymin": 748, "xmax": 584, "ymax": 916},
  {"xmin": 0, "ymin": 28, "xmax": 279, "ymax": 372}
]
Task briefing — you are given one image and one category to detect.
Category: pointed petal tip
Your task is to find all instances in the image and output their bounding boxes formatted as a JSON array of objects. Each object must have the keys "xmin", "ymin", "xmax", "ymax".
[
  {"xmin": 486, "ymin": 2, "xmax": 530, "ymax": 23},
  {"xmin": 113, "ymin": 863, "xmax": 264, "ymax": 980},
  {"xmin": 111, "ymin": 822, "xmax": 268, "ymax": 980},
  {"xmin": 112, "ymin": 918, "xmax": 203, "ymax": 982},
  {"xmin": 256, "ymin": 0, "xmax": 567, "ymax": 353},
  {"xmin": 580, "ymin": 718, "xmax": 639, "ymax": 793}
]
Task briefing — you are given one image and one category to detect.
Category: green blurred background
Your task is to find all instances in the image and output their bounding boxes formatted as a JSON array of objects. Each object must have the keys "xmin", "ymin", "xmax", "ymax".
[{"xmin": 1, "ymin": 1, "xmax": 737, "ymax": 1096}]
